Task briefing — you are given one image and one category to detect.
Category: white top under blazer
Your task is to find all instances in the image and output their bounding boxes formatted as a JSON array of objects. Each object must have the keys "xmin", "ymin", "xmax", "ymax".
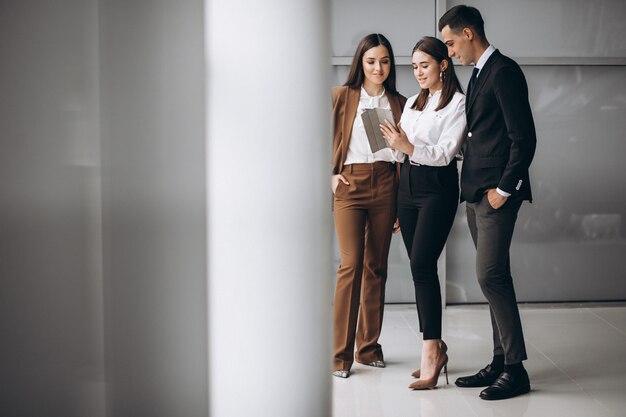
[
  {"xmin": 344, "ymin": 87, "xmax": 403, "ymax": 165},
  {"xmin": 400, "ymin": 90, "xmax": 466, "ymax": 166}
]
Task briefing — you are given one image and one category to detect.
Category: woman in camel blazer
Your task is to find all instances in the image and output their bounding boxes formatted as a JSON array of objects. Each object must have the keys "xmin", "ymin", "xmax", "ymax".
[{"xmin": 330, "ymin": 33, "xmax": 406, "ymax": 378}]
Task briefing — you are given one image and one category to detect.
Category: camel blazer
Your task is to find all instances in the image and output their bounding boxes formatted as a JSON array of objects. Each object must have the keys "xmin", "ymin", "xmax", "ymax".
[{"xmin": 331, "ymin": 86, "xmax": 407, "ymax": 175}]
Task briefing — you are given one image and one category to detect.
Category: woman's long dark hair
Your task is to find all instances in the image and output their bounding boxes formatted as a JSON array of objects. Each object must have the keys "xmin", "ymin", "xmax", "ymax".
[
  {"xmin": 411, "ymin": 36, "xmax": 462, "ymax": 111},
  {"xmin": 344, "ymin": 33, "xmax": 398, "ymax": 95}
]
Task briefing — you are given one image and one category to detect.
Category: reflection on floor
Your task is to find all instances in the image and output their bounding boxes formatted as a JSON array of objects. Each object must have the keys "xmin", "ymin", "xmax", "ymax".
[{"xmin": 333, "ymin": 304, "xmax": 626, "ymax": 417}]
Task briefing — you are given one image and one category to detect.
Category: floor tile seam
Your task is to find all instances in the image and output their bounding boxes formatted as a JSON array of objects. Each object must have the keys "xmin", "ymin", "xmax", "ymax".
[
  {"xmin": 591, "ymin": 396, "xmax": 617, "ymax": 417},
  {"xmin": 525, "ymin": 337, "xmax": 615, "ymax": 415},
  {"xmin": 525, "ymin": 336, "xmax": 580, "ymax": 385},
  {"xmin": 586, "ymin": 308, "xmax": 626, "ymax": 337},
  {"xmin": 451, "ymin": 385, "xmax": 482, "ymax": 417},
  {"xmin": 397, "ymin": 309, "xmax": 421, "ymax": 339}
]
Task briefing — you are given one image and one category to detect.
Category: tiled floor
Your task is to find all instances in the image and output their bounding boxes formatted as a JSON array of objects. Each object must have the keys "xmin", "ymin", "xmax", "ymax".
[{"xmin": 333, "ymin": 304, "xmax": 626, "ymax": 417}]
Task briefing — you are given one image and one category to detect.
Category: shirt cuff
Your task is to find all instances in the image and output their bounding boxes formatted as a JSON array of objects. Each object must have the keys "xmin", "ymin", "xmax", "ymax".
[{"xmin": 496, "ymin": 187, "xmax": 511, "ymax": 197}]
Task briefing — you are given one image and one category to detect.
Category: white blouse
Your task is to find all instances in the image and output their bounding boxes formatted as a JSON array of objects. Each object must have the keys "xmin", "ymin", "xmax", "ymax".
[
  {"xmin": 400, "ymin": 90, "xmax": 466, "ymax": 166},
  {"xmin": 344, "ymin": 87, "xmax": 403, "ymax": 165}
]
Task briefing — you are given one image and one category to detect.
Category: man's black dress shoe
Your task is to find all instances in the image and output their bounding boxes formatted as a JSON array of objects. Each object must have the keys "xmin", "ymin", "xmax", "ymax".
[
  {"xmin": 455, "ymin": 364, "xmax": 502, "ymax": 387},
  {"xmin": 479, "ymin": 369, "xmax": 530, "ymax": 400}
]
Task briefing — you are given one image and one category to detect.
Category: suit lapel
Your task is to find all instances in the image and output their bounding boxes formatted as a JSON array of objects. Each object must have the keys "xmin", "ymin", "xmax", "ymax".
[
  {"xmin": 342, "ymin": 87, "xmax": 360, "ymax": 159},
  {"xmin": 466, "ymin": 50, "xmax": 500, "ymax": 113}
]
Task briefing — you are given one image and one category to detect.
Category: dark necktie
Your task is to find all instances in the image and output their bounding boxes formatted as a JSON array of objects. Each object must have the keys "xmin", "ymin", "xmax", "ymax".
[{"xmin": 467, "ymin": 66, "xmax": 479, "ymax": 99}]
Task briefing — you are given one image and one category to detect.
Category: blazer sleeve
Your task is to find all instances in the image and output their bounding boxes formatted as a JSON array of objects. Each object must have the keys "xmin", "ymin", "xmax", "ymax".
[
  {"xmin": 331, "ymin": 86, "xmax": 347, "ymax": 175},
  {"xmin": 331, "ymin": 86, "xmax": 343, "ymax": 106},
  {"xmin": 492, "ymin": 66, "xmax": 537, "ymax": 194}
]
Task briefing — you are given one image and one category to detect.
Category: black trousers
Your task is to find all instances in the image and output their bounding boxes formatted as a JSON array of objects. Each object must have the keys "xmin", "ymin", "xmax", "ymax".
[
  {"xmin": 466, "ymin": 194, "xmax": 528, "ymax": 365},
  {"xmin": 397, "ymin": 161, "xmax": 458, "ymax": 340}
]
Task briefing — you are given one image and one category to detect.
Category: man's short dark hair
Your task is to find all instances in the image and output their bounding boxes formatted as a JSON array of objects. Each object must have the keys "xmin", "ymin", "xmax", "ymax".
[{"xmin": 438, "ymin": 5, "xmax": 486, "ymax": 40}]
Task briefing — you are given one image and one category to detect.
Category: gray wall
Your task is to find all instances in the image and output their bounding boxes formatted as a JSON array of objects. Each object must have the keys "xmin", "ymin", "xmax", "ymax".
[
  {"xmin": 100, "ymin": 0, "xmax": 208, "ymax": 416},
  {"xmin": 331, "ymin": 0, "xmax": 626, "ymax": 303},
  {"xmin": 0, "ymin": 1, "xmax": 207, "ymax": 416},
  {"xmin": 0, "ymin": 1, "xmax": 105, "ymax": 415}
]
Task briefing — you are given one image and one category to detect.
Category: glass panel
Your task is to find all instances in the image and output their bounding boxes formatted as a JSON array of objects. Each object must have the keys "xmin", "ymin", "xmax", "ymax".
[
  {"xmin": 331, "ymin": 0, "xmax": 435, "ymax": 57},
  {"xmin": 447, "ymin": 0, "xmax": 626, "ymax": 58},
  {"xmin": 447, "ymin": 65, "xmax": 626, "ymax": 303}
]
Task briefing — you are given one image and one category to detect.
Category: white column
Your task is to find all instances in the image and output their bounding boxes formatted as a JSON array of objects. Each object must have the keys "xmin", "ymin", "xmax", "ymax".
[{"xmin": 206, "ymin": 1, "xmax": 332, "ymax": 416}]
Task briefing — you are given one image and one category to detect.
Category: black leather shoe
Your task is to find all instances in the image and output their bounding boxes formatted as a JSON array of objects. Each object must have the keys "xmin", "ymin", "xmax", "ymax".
[
  {"xmin": 455, "ymin": 364, "xmax": 502, "ymax": 388},
  {"xmin": 479, "ymin": 369, "xmax": 530, "ymax": 400}
]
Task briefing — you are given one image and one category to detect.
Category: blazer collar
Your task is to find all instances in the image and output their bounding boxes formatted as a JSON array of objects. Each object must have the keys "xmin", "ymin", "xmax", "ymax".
[{"xmin": 466, "ymin": 49, "xmax": 501, "ymax": 112}]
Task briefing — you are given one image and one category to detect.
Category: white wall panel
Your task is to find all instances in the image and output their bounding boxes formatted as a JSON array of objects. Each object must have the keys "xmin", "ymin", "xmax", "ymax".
[{"xmin": 207, "ymin": 0, "xmax": 332, "ymax": 416}]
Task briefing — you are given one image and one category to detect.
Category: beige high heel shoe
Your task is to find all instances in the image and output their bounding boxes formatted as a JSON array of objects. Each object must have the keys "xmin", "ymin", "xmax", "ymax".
[
  {"xmin": 408, "ymin": 350, "xmax": 449, "ymax": 390},
  {"xmin": 411, "ymin": 340, "xmax": 448, "ymax": 378}
]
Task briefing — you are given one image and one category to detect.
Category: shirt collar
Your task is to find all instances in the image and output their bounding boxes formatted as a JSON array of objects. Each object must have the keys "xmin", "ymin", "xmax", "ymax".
[
  {"xmin": 428, "ymin": 89, "xmax": 442, "ymax": 99},
  {"xmin": 360, "ymin": 86, "xmax": 385, "ymax": 99},
  {"xmin": 474, "ymin": 44, "xmax": 496, "ymax": 73}
]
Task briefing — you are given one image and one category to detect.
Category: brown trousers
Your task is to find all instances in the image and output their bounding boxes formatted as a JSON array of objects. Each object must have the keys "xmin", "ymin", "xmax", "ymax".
[{"xmin": 332, "ymin": 161, "xmax": 397, "ymax": 371}]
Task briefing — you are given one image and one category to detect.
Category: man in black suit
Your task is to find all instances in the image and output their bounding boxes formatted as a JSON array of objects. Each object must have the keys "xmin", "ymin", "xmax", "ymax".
[{"xmin": 439, "ymin": 5, "xmax": 536, "ymax": 400}]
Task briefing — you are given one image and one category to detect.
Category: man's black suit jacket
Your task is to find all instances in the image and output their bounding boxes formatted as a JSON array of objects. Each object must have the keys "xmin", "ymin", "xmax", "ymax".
[{"xmin": 461, "ymin": 50, "xmax": 536, "ymax": 203}]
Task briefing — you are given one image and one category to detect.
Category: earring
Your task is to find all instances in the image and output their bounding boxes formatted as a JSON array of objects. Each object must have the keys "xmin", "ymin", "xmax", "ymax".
[{"xmin": 439, "ymin": 70, "xmax": 444, "ymax": 82}]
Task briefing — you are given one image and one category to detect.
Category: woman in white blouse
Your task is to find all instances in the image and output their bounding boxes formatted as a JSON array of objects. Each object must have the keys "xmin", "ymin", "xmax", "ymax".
[
  {"xmin": 330, "ymin": 34, "xmax": 406, "ymax": 379},
  {"xmin": 380, "ymin": 36, "xmax": 466, "ymax": 390}
]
